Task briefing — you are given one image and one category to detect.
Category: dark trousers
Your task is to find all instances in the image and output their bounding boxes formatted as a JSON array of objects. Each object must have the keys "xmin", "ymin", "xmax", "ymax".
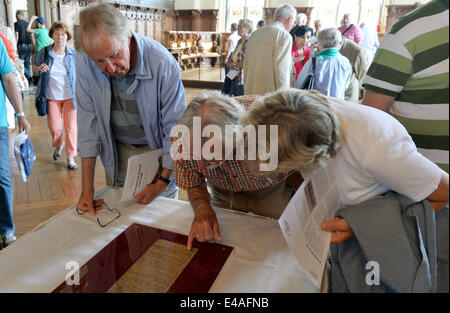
[
  {"xmin": 17, "ymin": 44, "xmax": 33, "ymax": 81},
  {"xmin": 221, "ymin": 66, "xmax": 232, "ymax": 95}
]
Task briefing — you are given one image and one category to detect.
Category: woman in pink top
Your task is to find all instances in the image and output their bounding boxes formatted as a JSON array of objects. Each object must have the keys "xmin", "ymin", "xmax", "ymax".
[{"xmin": 292, "ymin": 26, "xmax": 313, "ymax": 80}]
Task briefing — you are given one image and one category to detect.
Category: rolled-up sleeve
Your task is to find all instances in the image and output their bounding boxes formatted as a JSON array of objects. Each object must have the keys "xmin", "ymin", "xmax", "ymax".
[
  {"xmin": 175, "ymin": 160, "xmax": 206, "ymax": 190},
  {"xmin": 76, "ymin": 54, "xmax": 101, "ymax": 158},
  {"xmin": 159, "ymin": 60, "xmax": 186, "ymax": 170}
]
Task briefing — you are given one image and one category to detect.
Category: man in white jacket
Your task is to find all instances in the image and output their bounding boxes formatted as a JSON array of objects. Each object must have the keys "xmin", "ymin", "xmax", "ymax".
[{"xmin": 244, "ymin": 4, "xmax": 296, "ymax": 95}]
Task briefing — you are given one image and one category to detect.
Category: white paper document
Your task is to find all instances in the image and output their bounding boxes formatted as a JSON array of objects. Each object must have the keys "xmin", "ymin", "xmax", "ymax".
[
  {"xmin": 226, "ymin": 69, "xmax": 239, "ymax": 80},
  {"xmin": 120, "ymin": 149, "xmax": 162, "ymax": 202},
  {"xmin": 279, "ymin": 162, "xmax": 341, "ymax": 288}
]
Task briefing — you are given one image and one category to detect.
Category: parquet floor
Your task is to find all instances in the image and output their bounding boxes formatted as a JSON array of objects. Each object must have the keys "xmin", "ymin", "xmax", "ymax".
[{"xmin": 10, "ymin": 87, "xmax": 209, "ymax": 239}]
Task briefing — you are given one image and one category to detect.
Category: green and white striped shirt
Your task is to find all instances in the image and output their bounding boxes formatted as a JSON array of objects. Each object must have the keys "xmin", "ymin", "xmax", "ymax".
[{"xmin": 364, "ymin": 0, "xmax": 449, "ymax": 172}]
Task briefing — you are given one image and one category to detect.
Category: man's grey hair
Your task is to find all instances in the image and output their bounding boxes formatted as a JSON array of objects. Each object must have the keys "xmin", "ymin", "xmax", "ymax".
[
  {"xmin": 274, "ymin": 4, "xmax": 297, "ymax": 21},
  {"xmin": 296, "ymin": 13, "xmax": 307, "ymax": 25},
  {"xmin": 177, "ymin": 91, "xmax": 245, "ymax": 133},
  {"xmin": 317, "ymin": 28, "xmax": 342, "ymax": 49},
  {"xmin": 241, "ymin": 88, "xmax": 340, "ymax": 173},
  {"xmin": 78, "ymin": 2, "xmax": 131, "ymax": 52}
]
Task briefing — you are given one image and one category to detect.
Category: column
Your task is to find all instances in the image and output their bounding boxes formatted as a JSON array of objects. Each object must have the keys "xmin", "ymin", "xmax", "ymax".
[
  {"xmin": 4, "ymin": 0, "xmax": 14, "ymax": 27},
  {"xmin": 50, "ymin": 0, "xmax": 59, "ymax": 24}
]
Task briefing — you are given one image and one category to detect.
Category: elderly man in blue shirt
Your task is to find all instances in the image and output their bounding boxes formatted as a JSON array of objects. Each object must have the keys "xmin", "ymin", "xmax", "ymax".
[
  {"xmin": 75, "ymin": 3, "xmax": 186, "ymax": 215},
  {"xmin": 295, "ymin": 27, "xmax": 351, "ymax": 99}
]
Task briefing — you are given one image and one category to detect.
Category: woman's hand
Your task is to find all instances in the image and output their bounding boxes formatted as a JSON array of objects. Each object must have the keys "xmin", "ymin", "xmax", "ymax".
[
  {"xmin": 39, "ymin": 63, "xmax": 49, "ymax": 73},
  {"xmin": 321, "ymin": 216, "xmax": 354, "ymax": 244},
  {"xmin": 293, "ymin": 56, "xmax": 305, "ymax": 63}
]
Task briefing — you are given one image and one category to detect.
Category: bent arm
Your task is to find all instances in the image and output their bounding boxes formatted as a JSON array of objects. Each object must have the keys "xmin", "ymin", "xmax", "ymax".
[
  {"xmin": 1, "ymin": 73, "xmax": 31, "ymax": 134},
  {"xmin": 426, "ymin": 172, "xmax": 449, "ymax": 212},
  {"xmin": 361, "ymin": 89, "xmax": 395, "ymax": 112},
  {"xmin": 26, "ymin": 16, "xmax": 37, "ymax": 33}
]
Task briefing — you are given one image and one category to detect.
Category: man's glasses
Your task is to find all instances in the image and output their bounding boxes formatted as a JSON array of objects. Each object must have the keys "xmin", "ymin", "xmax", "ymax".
[{"xmin": 76, "ymin": 202, "xmax": 121, "ymax": 227}]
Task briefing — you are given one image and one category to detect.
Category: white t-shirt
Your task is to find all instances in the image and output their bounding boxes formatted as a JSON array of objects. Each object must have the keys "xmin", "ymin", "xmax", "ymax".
[
  {"xmin": 46, "ymin": 49, "xmax": 72, "ymax": 100},
  {"xmin": 326, "ymin": 97, "xmax": 442, "ymax": 207},
  {"xmin": 226, "ymin": 31, "xmax": 241, "ymax": 61}
]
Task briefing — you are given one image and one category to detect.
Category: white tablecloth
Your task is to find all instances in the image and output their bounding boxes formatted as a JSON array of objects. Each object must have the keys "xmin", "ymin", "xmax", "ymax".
[{"xmin": 0, "ymin": 187, "xmax": 318, "ymax": 293}]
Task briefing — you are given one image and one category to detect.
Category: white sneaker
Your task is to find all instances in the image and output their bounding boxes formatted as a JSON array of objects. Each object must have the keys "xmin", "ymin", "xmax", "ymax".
[
  {"xmin": 53, "ymin": 142, "xmax": 65, "ymax": 160},
  {"xmin": 67, "ymin": 157, "xmax": 78, "ymax": 170}
]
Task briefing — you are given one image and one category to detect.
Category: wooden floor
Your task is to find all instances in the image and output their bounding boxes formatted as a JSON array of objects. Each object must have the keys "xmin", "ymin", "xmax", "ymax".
[{"xmin": 10, "ymin": 87, "xmax": 214, "ymax": 239}]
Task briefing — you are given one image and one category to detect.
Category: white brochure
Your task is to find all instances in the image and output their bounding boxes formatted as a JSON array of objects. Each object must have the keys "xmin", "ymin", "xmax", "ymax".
[
  {"xmin": 120, "ymin": 149, "xmax": 162, "ymax": 202},
  {"xmin": 279, "ymin": 161, "xmax": 341, "ymax": 288},
  {"xmin": 226, "ymin": 69, "xmax": 239, "ymax": 80}
]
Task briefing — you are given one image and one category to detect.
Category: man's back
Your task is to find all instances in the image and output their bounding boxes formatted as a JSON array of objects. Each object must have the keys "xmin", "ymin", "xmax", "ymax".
[
  {"xmin": 363, "ymin": 0, "xmax": 449, "ymax": 172},
  {"xmin": 340, "ymin": 38, "xmax": 367, "ymax": 103},
  {"xmin": 14, "ymin": 20, "xmax": 31, "ymax": 45},
  {"xmin": 244, "ymin": 22, "xmax": 293, "ymax": 95}
]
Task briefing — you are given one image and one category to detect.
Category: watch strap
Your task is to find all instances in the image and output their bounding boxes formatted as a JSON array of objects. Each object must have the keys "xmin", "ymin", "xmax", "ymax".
[{"xmin": 158, "ymin": 175, "xmax": 170, "ymax": 185}]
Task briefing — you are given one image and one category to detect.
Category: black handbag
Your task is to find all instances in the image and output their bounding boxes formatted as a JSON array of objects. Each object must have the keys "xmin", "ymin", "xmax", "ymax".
[
  {"xmin": 301, "ymin": 57, "xmax": 316, "ymax": 90},
  {"xmin": 35, "ymin": 46, "xmax": 50, "ymax": 116}
]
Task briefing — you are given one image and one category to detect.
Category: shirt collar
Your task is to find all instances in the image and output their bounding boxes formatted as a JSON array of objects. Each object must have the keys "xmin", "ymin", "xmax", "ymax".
[
  {"xmin": 274, "ymin": 21, "xmax": 284, "ymax": 30},
  {"xmin": 316, "ymin": 48, "xmax": 340, "ymax": 59},
  {"xmin": 129, "ymin": 32, "xmax": 146, "ymax": 76}
]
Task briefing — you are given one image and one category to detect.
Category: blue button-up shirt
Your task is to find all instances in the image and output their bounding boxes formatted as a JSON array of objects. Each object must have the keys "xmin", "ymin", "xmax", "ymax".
[
  {"xmin": 76, "ymin": 33, "xmax": 186, "ymax": 183},
  {"xmin": 295, "ymin": 48, "xmax": 351, "ymax": 99}
]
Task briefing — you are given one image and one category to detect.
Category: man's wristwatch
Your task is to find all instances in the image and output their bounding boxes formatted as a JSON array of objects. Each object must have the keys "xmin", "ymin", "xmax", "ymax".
[
  {"xmin": 158, "ymin": 176, "xmax": 170, "ymax": 185},
  {"xmin": 15, "ymin": 112, "xmax": 25, "ymax": 118}
]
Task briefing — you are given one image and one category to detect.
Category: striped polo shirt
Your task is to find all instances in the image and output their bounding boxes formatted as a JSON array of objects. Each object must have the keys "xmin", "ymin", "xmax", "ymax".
[
  {"xmin": 110, "ymin": 73, "xmax": 147, "ymax": 145},
  {"xmin": 363, "ymin": 0, "xmax": 449, "ymax": 172}
]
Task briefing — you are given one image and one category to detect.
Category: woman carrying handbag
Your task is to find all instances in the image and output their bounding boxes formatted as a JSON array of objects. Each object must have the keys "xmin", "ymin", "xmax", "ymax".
[{"xmin": 34, "ymin": 22, "xmax": 78, "ymax": 169}]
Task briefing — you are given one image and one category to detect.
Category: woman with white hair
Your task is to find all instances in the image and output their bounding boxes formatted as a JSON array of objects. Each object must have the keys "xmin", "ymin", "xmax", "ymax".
[
  {"xmin": 294, "ymin": 27, "xmax": 351, "ymax": 99},
  {"xmin": 242, "ymin": 88, "xmax": 449, "ymax": 245}
]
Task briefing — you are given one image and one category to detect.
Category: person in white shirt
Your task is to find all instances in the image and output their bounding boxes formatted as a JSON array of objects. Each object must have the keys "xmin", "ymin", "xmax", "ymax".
[
  {"xmin": 225, "ymin": 23, "xmax": 240, "ymax": 63},
  {"xmin": 359, "ymin": 22, "xmax": 379, "ymax": 66},
  {"xmin": 222, "ymin": 23, "xmax": 241, "ymax": 94},
  {"xmin": 242, "ymin": 88, "xmax": 449, "ymax": 245}
]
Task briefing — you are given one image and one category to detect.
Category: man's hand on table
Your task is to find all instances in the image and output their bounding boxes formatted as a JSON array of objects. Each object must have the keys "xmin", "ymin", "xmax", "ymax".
[
  {"xmin": 133, "ymin": 180, "xmax": 167, "ymax": 204},
  {"xmin": 321, "ymin": 216, "xmax": 354, "ymax": 245},
  {"xmin": 187, "ymin": 203, "xmax": 221, "ymax": 250},
  {"xmin": 76, "ymin": 189, "xmax": 105, "ymax": 216}
]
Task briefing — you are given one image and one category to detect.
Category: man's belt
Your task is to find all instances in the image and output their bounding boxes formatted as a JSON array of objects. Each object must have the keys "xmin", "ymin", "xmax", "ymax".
[{"xmin": 131, "ymin": 143, "xmax": 148, "ymax": 148}]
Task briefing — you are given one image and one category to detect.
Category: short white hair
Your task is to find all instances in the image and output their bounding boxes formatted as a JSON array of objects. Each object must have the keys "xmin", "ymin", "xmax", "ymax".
[
  {"xmin": 78, "ymin": 2, "xmax": 131, "ymax": 52},
  {"xmin": 318, "ymin": 28, "xmax": 342, "ymax": 49},
  {"xmin": 177, "ymin": 91, "xmax": 244, "ymax": 132},
  {"xmin": 296, "ymin": 13, "xmax": 307, "ymax": 25},
  {"xmin": 274, "ymin": 4, "xmax": 297, "ymax": 21}
]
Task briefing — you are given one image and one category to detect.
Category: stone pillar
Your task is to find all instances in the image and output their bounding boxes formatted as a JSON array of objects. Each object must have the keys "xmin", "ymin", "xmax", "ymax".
[
  {"xmin": 50, "ymin": 0, "xmax": 59, "ymax": 24},
  {"xmin": 4, "ymin": 0, "xmax": 14, "ymax": 27}
]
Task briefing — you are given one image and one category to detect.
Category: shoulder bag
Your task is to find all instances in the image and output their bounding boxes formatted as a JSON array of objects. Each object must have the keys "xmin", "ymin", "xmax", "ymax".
[{"xmin": 35, "ymin": 46, "xmax": 50, "ymax": 116}]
